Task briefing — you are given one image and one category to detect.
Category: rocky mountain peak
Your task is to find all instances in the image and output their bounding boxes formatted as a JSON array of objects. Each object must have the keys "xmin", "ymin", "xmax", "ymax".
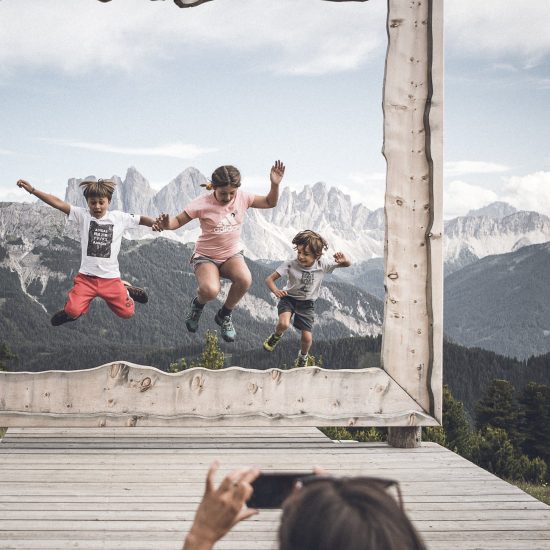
[{"xmin": 466, "ymin": 201, "xmax": 517, "ymax": 219}]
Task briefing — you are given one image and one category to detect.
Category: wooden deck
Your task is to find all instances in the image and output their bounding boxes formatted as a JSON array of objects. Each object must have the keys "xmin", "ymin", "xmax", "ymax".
[{"xmin": 0, "ymin": 427, "xmax": 549, "ymax": 550}]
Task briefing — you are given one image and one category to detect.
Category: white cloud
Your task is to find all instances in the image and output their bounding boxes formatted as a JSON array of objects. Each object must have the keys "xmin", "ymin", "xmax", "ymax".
[
  {"xmin": 0, "ymin": 0, "xmax": 385, "ymax": 77},
  {"xmin": 41, "ymin": 139, "xmax": 216, "ymax": 160},
  {"xmin": 444, "ymin": 161, "xmax": 510, "ymax": 177},
  {"xmin": 502, "ymin": 171, "xmax": 550, "ymax": 216},
  {"xmin": 446, "ymin": 0, "xmax": 550, "ymax": 64},
  {"xmin": 0, "ymin": 186, "xmax": 35, "ymax": 203},
  {"xmin": 444, "ymin": 180, "xmax": 498, "ymax": 219},
  {"xmin": 346, "ymin": 171, "xmax": 386, "ymax": 209},
  {"xmin": 0, "ymin": 149, "xmax": 16, "ymax": 156}
]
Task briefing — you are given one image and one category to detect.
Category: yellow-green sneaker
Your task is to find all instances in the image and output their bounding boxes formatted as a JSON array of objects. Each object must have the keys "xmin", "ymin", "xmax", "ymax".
[
  {"xmin": 263, "ymin": 333, "xmax": 282, "ymax": 352},
  {"xmin": 295, "ymin": 353, "xmax": 309, "ymax": 368}
]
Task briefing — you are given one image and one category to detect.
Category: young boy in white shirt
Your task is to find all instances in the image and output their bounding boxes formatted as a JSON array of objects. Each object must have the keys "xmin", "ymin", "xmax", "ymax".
[
  {"xmin": 263, "ymin": 229, "xmax": 351, "ymax": 367},
  {"xmin": 17, "ymin": 178, "xmax": 156, "ymax": 326}
]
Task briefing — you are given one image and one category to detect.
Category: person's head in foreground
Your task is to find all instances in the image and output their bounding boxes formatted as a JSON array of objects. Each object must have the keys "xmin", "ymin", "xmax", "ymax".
[
  {"xmin": 182, "ymin": 462, "xmax": 427, "ymax": 550},
  {"xmin": 278, "ymin": 475, "xmax": 426, "ymax": 550}
]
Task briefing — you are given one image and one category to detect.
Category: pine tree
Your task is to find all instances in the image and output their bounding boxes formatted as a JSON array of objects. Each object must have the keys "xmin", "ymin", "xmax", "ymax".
[
  {"xmin": 192, "ymin": 331, "xmax": 225, "ymax": 370},
  {"xmin": 519, "ymin": 382, "xmax": 550, "ymax": 465},
  {"xmin": 0, "ymin": 343, "xmax": 16, "ymax": 372},
  {"xmin": 475, "ymin": 379, "xmax": 523, "ymax": 447},
  {"xmin": 424, "ymin": 385, "xmax": 472, "ymax": 454},
  {"xmin": 168, "ymin": 357, "xmax": 189, "ymax": 373}
]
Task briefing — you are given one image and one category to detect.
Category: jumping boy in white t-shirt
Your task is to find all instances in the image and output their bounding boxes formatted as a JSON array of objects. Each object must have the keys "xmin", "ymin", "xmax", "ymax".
[
  {"xmin": 16, "ymin": 178, "xmax": 156, "ymax": 326},
  {"xmin": 263, "ymin": 230, "xmax": 351, "ymax": 367}
]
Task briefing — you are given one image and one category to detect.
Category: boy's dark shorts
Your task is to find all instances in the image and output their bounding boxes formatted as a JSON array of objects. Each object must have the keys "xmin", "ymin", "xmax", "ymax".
[{"xmin": 277, "ymin": 296, "xmax": 315, "ymax": 332}]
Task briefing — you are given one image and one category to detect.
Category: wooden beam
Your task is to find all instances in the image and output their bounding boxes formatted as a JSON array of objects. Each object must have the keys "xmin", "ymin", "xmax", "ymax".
[{"xmin": 381, "ymin": 0, "xmax": 443, "ymax": 433}]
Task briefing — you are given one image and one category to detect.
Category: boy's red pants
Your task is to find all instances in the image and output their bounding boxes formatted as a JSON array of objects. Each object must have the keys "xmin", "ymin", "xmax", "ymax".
[{"xmin": 64, "ymin": 273, "xmax": 135, "ymax": 319}]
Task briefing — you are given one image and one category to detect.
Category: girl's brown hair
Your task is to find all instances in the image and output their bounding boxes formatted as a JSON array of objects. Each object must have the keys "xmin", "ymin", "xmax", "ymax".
[
  {"xmin": 292, "ymin": 230, "xmax": 328, "ymax": 259},
  {"xmin": 79, "ymin": 179, "xmax": 116, "ymax": 201},
  {"xmin": 201, "ymin": 165, "xmax": 241, "ymax": 191},
  {"xmin": 279, "ymin": 478, "xmax": 427, "ymax": 550}
]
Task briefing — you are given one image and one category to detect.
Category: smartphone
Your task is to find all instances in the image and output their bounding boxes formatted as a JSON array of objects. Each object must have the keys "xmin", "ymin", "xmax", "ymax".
[{"xmin": 248, "ymin": 472, "xmax": 310, "ymax": 509}]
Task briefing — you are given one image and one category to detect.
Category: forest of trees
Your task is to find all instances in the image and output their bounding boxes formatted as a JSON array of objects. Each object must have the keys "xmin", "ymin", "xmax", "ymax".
[
  {"xmin": 166, "ymin": 333, "xmax": 550, "ymax": 485},
  {"xmin": 2, "ymin": 333, "xmax": 550, "ymax": 488}
]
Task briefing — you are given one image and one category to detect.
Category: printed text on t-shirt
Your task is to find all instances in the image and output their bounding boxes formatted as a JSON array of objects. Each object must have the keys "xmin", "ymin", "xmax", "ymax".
[{"xmin": 87, "ymin": 221, "xmax": 113, "ymax": 258}]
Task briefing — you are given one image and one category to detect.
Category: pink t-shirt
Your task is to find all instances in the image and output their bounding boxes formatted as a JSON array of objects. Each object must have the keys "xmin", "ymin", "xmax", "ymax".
[{"xmin": 184, "ymin": 189, "xmax": 255, "ymax": 261}]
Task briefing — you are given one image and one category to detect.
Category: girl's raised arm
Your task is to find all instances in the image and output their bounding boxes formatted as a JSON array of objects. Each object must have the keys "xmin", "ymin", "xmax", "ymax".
[
  {"xmin": 17, "ymin": 179, "xmax": 70, "ymax": 215},
  {"xmin": 251, "ymin": 160, "xmax": 285, "ymax": 209}
]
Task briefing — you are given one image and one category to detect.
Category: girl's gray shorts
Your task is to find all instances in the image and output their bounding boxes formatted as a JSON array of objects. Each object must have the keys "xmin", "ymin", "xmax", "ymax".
[{"xmin": 190, "ymin": 250, "xmax": 245, "ymax": 272}]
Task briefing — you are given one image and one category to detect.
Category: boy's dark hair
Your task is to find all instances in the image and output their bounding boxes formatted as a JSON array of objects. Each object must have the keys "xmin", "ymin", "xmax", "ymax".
[
  {"xmin": 279, "ymin": 478, "xmax": 427, "ymax": 550},
  {"xmin": 79, "ymin": 179, "xmax": 116, "ymax": 201},
  {"xmin": 292, "ymin": 230, "xmax": 328, "ymax": 259},
  {"xmin": 202, "ymin": 165, "xmax": 241, "ymax": 190}
]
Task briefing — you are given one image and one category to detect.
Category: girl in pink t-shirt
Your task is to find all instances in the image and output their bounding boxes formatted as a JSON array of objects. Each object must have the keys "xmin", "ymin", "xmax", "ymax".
[{"xmin": 155, "ymin": 160, "xmax": 285, "ymax": 342}]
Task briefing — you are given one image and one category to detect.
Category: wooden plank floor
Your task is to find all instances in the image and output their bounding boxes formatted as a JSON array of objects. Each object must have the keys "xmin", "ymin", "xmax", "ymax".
[{"xmin": 1, "ymin": 427, "xmax": 549, "ymax": 550}]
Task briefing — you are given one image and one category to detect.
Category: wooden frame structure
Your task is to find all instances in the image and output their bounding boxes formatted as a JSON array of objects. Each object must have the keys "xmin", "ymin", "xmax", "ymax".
[{"xmin": 0, "ymin": 0, "xmax": 443, "ymax": 435}]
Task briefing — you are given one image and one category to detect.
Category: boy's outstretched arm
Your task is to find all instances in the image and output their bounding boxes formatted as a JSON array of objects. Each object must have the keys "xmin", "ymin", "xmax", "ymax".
[
  {"xmin": 333, "ymin": 252, "xmax": 352, "ymax": 268},
  {"xmin": 17, "ymin": 179, "xmax": 70, "ymax": 215},
  {"xmin": 153, "ymin": 211, "xmax": 192, "ymax": 232},
  {"xmin": 138, "ymin": 216, "xmax": 157, "ymax": 228},
  {"xmin": 250, "ymin": 160, "xmax": 285, "ymax": 209},
  {"xmin": 266, "ymin": 271, "xmax": 287, "ymax": 298}
]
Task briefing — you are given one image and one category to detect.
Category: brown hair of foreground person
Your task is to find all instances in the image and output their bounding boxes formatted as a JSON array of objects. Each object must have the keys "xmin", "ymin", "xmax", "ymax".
[
  {"xmin": 278, "ymin": 476, "xmax": 427, "ymax": 550},
  {"xmin": 182, "ymin": 462, "xmax": 427, "ymax": 550}
]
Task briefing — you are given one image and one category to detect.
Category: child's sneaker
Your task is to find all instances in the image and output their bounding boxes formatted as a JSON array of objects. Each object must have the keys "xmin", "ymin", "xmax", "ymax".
[
  {"xmin": 185, "ymin": 300, "xmax": 204, "ymax": 333},
  {"xmin": 50, "ymin": 310, "xmax": 77, "ymax": 327},
  {"xmin": 295, "ymin": 353, "xmax": 309, "ymax": 368},
  {"xmin": 214, "ymin": 311, "xmax": 236, "ymax": 342},
  {"xmin": 263, "ymin": 333, "xmax": 281, "ymax": 352},
  {"xmin": 123, "ymin": 281, "xmax": 148, "ymax": 304}
]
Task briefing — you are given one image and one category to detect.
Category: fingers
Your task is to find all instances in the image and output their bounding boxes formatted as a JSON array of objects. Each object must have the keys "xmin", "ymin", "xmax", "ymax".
[
  {"xmin": 313, "ymin": 466, "xmax": 330, "ymax": 475},
  {"xmin": 271, "ymin": 160, "xmax": 285, "ymax": 175},
  {"xmin": 205, "ymin": 460, "xmax": 220, "ymax": 496},
  {"xmin": 236, "ymin": 507, "xmax": 259, "ymax": 523}
]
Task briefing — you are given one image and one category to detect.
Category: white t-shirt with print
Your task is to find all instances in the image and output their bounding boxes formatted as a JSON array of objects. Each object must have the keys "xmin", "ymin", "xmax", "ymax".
[
  {"xmin": 68, "ymin": 206, "xmax": 140, "ymax": 278},
  {"xmin": 276, "ymin": 257, "xmax": 338, "ymax": 301}
]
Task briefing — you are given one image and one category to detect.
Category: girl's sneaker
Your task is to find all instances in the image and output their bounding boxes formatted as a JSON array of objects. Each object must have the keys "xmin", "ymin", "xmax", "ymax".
[
  {"xmin": 295, "ymin": 353, "xmax": 309, "ymax": 368},
  {"xmin": 263, "ymin": 333, "xmax": 281, "ymax": 352},
  {"xmin": 185, "ymin": 300, "xmax": 204, "ymax": 332},
  {"xmin": 214, "ymin": 311, "xmax": 236, "ymax": 342}
]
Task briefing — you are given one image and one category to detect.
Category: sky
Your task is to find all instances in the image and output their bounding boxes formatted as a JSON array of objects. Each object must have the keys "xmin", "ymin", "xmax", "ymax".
[{"xmin": 0, "ymin": 0, "xmax": 549, "ymax": 219}]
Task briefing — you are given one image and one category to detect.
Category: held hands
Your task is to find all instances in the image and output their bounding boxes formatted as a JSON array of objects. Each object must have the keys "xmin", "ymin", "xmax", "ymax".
[
  {"xmin": 183, "ymin": 461, "xmax": 260, "ymax": 550},
  {"xmin": 152, "ymin": 213, "xmax": 169, "ymax": 232},
  {"xmin": 16, "ymin": 179, "xmax": 34, "ymax": 194},
  {"xmin": 270, "ymin": 160, "xmax": 285, "ymax": 186}
]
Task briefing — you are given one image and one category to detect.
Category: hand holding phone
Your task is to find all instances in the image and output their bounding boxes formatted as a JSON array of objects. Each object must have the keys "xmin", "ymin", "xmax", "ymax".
[{"xmin": 247, "ymin": 472, "xmax": 311, "ymax": 509}]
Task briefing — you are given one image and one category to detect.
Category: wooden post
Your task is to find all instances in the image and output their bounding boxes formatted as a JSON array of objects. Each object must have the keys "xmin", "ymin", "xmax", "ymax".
[{"xmin": 381, "ymin": 0, "xmax": 444, "ymax": 447}]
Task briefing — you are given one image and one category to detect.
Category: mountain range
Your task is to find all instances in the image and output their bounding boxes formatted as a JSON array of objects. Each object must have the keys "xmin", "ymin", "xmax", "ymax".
[
  {"xmin": 0, "ymin": 211, "xmax": 382, "ymax": 372},
  {"xmin": 2, "ymin": 166, "xmax": 550, "ymax": 362}
]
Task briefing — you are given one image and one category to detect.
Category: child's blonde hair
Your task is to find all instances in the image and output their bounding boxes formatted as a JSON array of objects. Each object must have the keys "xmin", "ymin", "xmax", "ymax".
[
  {"xmin": 201, "ymin": 165, "xmax": 241, "ymax": 191},
  {"xmin": 79, "ymin": 179, "xmax": 116, "ymax": 201},
  {"xmin": 292, "ymin": 230, "xmax": 328, "ymax": 259}
]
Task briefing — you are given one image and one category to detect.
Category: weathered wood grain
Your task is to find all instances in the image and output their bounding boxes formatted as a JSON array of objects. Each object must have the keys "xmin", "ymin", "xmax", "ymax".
[
  {"xmin": 0, "ymin": 363, "xmax": 438, "ymax": 427},
  {"xmin": 381, "ymin": 0, "xmax": 443, "ymax": 423},
  {"xmin": 1, "ymin": 428, "xmax": 549, "ymax": 550}
]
